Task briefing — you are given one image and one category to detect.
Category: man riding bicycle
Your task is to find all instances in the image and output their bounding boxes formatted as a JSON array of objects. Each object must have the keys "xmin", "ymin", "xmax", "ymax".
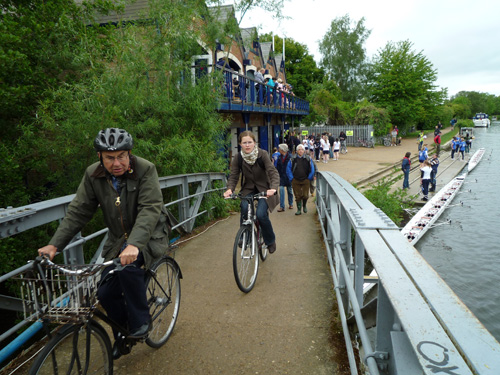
[{"xmin": 38, "ymin": 128, "xmax": 170, "ymax": 360}]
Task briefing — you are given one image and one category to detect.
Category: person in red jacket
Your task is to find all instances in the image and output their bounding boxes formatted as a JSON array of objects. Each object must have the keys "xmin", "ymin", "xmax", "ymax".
[{"xmin": 434, "ymin": 131, "xmax": 442, "ymax": 156}]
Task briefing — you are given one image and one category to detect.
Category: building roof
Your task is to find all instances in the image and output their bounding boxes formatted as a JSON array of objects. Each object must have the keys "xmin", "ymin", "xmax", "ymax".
[{"xmin": 75, "ymin": 0, "xmax": 150, "ymax": 24}]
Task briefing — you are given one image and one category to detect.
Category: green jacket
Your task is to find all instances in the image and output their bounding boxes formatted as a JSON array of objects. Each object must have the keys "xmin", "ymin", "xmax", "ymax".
[{"xmin": 50, "ymin": 155, "xmax": 169, "ymax": 268}]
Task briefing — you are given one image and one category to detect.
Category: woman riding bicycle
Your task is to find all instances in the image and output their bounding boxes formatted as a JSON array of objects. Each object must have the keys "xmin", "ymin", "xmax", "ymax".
[
  {"xmin": 224, "ymin": 131, "xmax": 279, "ymax": 254},
  {"xmin": 38, "ymin": 128, "xmax": 171, "ymax": 360}
]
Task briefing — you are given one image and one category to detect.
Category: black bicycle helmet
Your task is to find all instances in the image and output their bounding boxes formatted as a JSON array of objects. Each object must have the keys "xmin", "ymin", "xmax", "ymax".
[{"xmin": 94, "ymin": 128, "xmax": 133, "ymax": 151}]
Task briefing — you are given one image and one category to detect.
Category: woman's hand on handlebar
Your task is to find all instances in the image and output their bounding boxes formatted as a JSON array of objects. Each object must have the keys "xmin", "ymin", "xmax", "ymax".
[
  {"xmin": 223, "ymin": 189, "xmax": 233, "ymax": 199},
  {"xmin": 38, "ymin": 245, "xmax": 57, "ymax": 261},
  {"xmin": 266, "ymin": 189, "xmax": 277, "ymax": 198}
]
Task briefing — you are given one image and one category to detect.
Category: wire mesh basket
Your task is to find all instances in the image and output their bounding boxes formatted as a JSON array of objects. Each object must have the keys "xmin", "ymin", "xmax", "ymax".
[{"xmin": 17, "ymin": 263, "xmax": 104, "ymax": 324}]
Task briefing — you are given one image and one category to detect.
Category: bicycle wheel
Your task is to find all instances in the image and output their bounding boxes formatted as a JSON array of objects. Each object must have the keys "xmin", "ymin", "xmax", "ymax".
[
  {"xmin": 29, "ymin": 320, "xmax": 112, "ymax": 375},
  {"xmin": 257, "ymin": 225, "xmax": 268, "ymax": 261},
  {"xmin": 145, "ymin": 256, "xmax": 181, "ymax": 348},
  {"xmin": 340, "ymin": 146, "xmax": 347, "ymax": 154},
  {"xmin": 233, "ymin": 225, "xmax": 259, "ymax": 293},
  {"xmin": 383, "ymin": 138, "xmax": 391, "ymax": 147}
]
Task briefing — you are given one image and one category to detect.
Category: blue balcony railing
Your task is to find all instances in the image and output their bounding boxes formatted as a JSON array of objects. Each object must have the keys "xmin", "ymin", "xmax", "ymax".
[{"xmin": 216, "ymin": 67, "xmax": 309, "ymax": 115}]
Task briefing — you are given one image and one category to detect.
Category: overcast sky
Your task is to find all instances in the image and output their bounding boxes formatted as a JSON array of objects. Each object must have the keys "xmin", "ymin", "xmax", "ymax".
[{"xmin": 236, "ymin": 0, "xmax": 500, "ymax": 98}]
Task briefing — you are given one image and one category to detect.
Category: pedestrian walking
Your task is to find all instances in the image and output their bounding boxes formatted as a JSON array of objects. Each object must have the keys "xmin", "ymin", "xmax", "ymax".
[
  {"xmin": 286, "ymin": 144, "xmax": 315, "ymax": 215},
  {"xmin": 275, "ymin": 144, "xmax": 294, "ymax": 212}
]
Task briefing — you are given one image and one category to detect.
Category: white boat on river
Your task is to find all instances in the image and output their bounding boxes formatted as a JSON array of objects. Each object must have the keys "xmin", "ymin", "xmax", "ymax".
[
  {"xmin": 400, "ymin": 173, "xmax": 466, "ymax": 245},
  {"xmin": 363, "ymin": 149, "xmax": 487, "ymax": 294},
  {"xmin": 473, "ymin": 113, "xmax": 491, "ymax": 127},
  {"xmin": 468, "ymin": 148, "xmax": 485, "ymax": 173}
]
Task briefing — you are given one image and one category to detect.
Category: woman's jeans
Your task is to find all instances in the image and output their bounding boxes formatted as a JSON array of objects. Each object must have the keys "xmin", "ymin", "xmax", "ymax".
[
  {"xmin": 240, "ymin": 195, "xmax": 275, "ymax": 246},
  {"xmin": 279, "ymin": 185, "xmax": 293, "ymax": 208},
  {"xmin": 422, "ymin": 179, "xmax": 430, "ymax": 197},
  {"xmin": 403, "ymin": 170, "xmax": 410, "ymax": 189}
]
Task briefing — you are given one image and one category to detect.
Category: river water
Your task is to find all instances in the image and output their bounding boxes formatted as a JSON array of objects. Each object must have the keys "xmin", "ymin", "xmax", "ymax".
[{"xmin": 417, "ymin": 122, "xmax": 500, "ymax": 341}]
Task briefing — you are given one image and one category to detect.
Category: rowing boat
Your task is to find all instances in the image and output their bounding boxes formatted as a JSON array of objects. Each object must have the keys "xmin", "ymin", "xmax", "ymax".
[
  {"xmin": 467, "ymin": 148, "xmax": 485, "ymax": 173},
  {"xmin": 400, "ymin": 173, "xmax": 466, "ymax": 245},
  {"xmin": 363, "ymin": 172, "xmax": 468, "ymax": 294}
]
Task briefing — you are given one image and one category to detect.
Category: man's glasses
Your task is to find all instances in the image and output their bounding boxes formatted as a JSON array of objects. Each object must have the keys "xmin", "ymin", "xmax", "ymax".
[{"xmin": 103, "ymin": 152, "xmax": 129, "ymax": 163}]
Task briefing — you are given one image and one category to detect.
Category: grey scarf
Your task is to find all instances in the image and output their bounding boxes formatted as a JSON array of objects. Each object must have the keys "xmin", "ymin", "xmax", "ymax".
[{"xmin": 241, "ymin": 146, "xmax": 259, "ymax": 165}]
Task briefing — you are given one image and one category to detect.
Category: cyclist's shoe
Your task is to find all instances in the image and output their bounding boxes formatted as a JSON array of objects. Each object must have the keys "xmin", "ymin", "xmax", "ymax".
[
  {"xmin": 268, "ymin": 242, "xmax": 277, "ymax": 254},
  {"xmin": 112, "ymin": 337, "xmax": 131, "ymax": 360},
  {"xmin": 128, "ymin": 319, "xmax": 152, "ymax": 339}
]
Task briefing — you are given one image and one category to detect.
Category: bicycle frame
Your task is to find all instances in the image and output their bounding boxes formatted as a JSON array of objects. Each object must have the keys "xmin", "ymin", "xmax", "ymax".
[{"xmin": 241, "ymin": 196, "xmax": 260, "ymax": 259}]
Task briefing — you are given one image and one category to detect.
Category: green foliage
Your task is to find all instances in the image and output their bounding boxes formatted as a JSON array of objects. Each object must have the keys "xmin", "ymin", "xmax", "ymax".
[
  {"xmin": 451, "ymin": 91, "xmax": 500, "ymax": 117},
  {"xmin": 369, "ymin": 40, "xmax": 446, "ymax": 132},
  {"xmin": 319, "ymin": 14, "xmax": 371, "ymax": 102},
  {"xmin": 455, "ymin": 119, "xmax": 474, "ymax": 130},
  {"xmin": 363, "ymin": 176, "xmax": 415, "ymax": 225},
  {"xmin": 353, "ymin": 100, "xmax": 392, "ymax": 136},
  {"xmin": 259, "ymin": 34, "xmax": 324, "ymax": 99},
  {"xmin": 303, "ymin": 81, "xmax": 342, "ymax": 125},
  {"xmin": 0, "ymin": 0, "xmax": 233, "ymax": 268},
  {"xmin": 449, "ymin": 96, "xmax": 472, "ymax": 119}
]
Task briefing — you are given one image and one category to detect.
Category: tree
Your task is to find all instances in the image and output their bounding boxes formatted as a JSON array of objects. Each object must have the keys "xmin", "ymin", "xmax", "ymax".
[
  {"xmin": 319, "ymin": 15, "xmax": 371, "ymax": 102},
  {"xmin": 369, "ymin": 40, "xmax": 446, "ymax": 132},
  {"xmin": 451, "ymin": 91, "xmax": 499, "ymax": 116},
  {"xmin": 259, "ymin": 34, "xmax": 324, "ymax": 99}
]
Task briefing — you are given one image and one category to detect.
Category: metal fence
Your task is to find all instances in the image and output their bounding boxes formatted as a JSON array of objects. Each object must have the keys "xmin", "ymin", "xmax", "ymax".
[
  {"xmin": 295, "ymin": 125, "xmax": 374, "ymax": 146},
  {"xmin": 315, "ymin": 170, "xmax": 500, "ymax": 374}
]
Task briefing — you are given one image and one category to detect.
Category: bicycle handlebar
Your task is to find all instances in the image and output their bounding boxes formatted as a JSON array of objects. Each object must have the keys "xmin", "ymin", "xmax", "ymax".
[
  {"xmin": 225, "ymin": 191, "xmax": 277, "ymax": 200},
  {"xmin": 36, "ymin": 255, "xmax": 123, "ymax": 276}
]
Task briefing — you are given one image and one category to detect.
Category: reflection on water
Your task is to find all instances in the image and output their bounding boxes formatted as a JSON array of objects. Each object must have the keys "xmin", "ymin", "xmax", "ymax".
[{"xmin": 417, "ymin": 124, "xmax": 500, "ymax": 341}]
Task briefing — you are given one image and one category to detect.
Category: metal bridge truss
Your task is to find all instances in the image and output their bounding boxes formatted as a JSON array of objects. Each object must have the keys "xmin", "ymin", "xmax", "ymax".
[
  {"xmin": 0, "ymin": 172, "xmax": 226, "ymax": 364},
  {"xmin": 316, "ymin": 171, "xmax": 500, "ymax": 375}
]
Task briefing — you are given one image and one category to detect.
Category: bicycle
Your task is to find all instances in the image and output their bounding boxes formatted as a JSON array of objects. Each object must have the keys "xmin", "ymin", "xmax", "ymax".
[
  {"xmin": 18, "ymin": 254, "xmax": 181, "ymax": 374},
  {"xmin": 227, "ymin": 192, "xmax": 269, "ymax": 293},
  {"xmin": 355, "ymin": 138, "xmax": 374, "ymax": 148},
  {"xmin": 382, "ymin": 134, "xmax": 392, "ymax": 147}
]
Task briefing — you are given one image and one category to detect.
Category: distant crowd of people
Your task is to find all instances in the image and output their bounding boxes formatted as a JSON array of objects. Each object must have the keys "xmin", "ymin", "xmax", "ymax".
[
  {"xmin": 229, "ymin": 67, "xmax": 296, "ymax": 108},
  {"xmin": 402, "ymin": 119, "xmax": 473, "ymax": 201},
  {"xmin": 282, "ymin": 131, "xmax": 347, "ymax": 164}
]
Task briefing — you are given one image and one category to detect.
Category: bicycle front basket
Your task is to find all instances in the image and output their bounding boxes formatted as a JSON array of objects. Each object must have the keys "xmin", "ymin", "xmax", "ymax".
[{"xmin": 17, "ymin": 263, "xmax": 102, "ymax": 324}]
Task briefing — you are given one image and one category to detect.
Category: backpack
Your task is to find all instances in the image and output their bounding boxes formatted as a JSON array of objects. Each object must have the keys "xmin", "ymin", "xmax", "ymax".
[
  {"xmin": 418, "ymin": 150, "xmax": 427, "ymax": 162},
  {"xmin": 291, "ymin": 154, "xmax": 312, "ymax": 176}
]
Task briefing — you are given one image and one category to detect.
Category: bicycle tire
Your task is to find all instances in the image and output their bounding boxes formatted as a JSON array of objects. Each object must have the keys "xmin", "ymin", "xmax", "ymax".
[
  {"xmin": 29, "ymin": 320, "xmax": 112, "ymax": 375},
  {"xmin": 383, "ymin": 139, "xmax": 391, "ymax": 147},
  {"xmin": 233, "ymin": 225, "xmax": 259, "ymax": 293},
  {"xmin": 145, "ymin": 256, "xmax": 181, "ymax": 349},
  {"xmin": 340, "ymin": 146, "xmax": 347, "ymax": 154},
  {"xmin": 257, "ymin": 225, "xmax": 268, "ymax": 261}
]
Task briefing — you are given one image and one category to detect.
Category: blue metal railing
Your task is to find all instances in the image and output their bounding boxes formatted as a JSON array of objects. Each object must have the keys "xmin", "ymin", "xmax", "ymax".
[{"xmin": 215, "ymin": 66, "xmax": 309, "ymax": 115}]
